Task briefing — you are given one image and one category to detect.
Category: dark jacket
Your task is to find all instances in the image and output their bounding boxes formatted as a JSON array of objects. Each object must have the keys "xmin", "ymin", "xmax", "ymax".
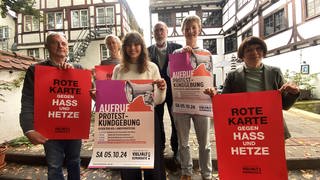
[
  {"xmin": 148, "ymin": 42, "xmax": 182, "ymax": 100},
  {"xmin": 222, "ymin": 64, "xmax": 300, "ymax": 139},
  {"xmin": 19, "ymin": 59, "xmax": 82, "ymax": 133}
]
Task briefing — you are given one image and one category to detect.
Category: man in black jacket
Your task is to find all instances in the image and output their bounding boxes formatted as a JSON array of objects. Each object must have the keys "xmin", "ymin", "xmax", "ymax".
[
  {"xmin": 148, "ymin": 21, "xmax": 182, "ymax": 162},
  {"xmin": 20, "ymin": 32, "xmax": 82, "ymax": 180}
]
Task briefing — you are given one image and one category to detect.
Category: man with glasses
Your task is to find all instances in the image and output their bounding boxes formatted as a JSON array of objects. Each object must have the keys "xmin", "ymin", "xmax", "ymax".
[{"xmin": 148, "ymin": 22, "xmax": 182, "ymax": 167}]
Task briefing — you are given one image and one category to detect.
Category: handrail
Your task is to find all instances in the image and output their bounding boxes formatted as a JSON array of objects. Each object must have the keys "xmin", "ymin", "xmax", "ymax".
[{"xmin": 73, "ymin": 27, "xmax": 89, "ymax": 55}]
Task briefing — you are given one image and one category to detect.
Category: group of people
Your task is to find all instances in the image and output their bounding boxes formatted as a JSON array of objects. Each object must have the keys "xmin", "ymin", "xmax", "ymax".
[{"xmin": 19, "ymin": 14, "xmax": 300, "ymax": 180}]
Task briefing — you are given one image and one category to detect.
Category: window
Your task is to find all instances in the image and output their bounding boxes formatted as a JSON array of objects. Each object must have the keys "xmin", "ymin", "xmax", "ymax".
[
  {"xmin": 175, "ymin": 12, "xmax": 188, "ymax": 26},
  {"xmin": 25, "ymin": 16, "xmax": 40, "ymax": 32},
  {"xmin": 47, "ymin": 12, "xmax": 63, "ymax": 30},
  {"xmin": 202, "ymin": 10, "xmax": 222, "ymax": 27},
  {"xmin": 238, "ymin": 0, "xmax": 251, "ymax": 9},
  {"xmin": 96, "ymin": 7, "xmax": 114, "ymax": 26},
  {"xmin": 100, "ymin": 44, "xmax": 108, "ymax": 61},
  {"xmin": 44, "ymin": 49, "xmax": 49, "ymax": 59},
  {"xmin": 27, "ymin": 49, "xmax": 39, "ymax": 58},
  {"xmin": 203, "ymin": 39, "xmax": 217, "ymax": 54},
  {"xmin": 225, "ymin": 33, "xmax": 237, "ymax": 53},
  {"xmin": 242, "ymin": 29, "xmax": 252, "ymax": 40},
  {"xmin": 71, "ymin": 9, "xmax": 89, "ymax": 28},
  {"xmin": 158, "ymin": 12, "xmax": 173, "ymax": 27},
  {"xmin": 264, "ymin": 9, "xmax": 286, "ymax": 37},
  {"xmin": 68, "ymin": 46, "xmax": 74, "ymax": 60},
  {"xmin": 0, "ymin": 26, "xmax": 9, "ymax": 39},
  {"xmin": 306, "ymin": 0, "xmax": 320, "ymax": 18}
]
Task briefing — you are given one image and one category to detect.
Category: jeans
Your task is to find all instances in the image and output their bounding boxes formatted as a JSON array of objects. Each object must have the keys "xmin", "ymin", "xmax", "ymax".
[
  {"xmin": 44, "ymin": 140, "xmax": 81, "ymax": 180},
  {"xmin": 174, "ymin": 113, "xmax": 212, "ymax": 179}
]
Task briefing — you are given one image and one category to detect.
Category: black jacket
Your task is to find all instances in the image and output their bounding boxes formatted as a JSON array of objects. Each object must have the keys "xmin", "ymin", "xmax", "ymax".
[{"xmin": 148, "ymin": 42, "xmax": 182, "ymax": 101}]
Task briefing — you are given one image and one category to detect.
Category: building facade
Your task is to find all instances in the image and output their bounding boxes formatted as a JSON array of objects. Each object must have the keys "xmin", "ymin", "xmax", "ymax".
[
  {"xmin": 15, "ymin": 0, "xmax": 141, "ymax": 68},
  {"xmin": 0, "ymin": 12, "xmax": 16, "ymax": 52},
  {"xmin": 150, "ymin": 0, "xmax": 320, "ymax": 98},
  {"xmin": 0, "ymin": 50, "xmax": 40, "ymax": 143},
  {"xmin": 150, "ymin": 0, "xmax": 225, "ymax": 87}
]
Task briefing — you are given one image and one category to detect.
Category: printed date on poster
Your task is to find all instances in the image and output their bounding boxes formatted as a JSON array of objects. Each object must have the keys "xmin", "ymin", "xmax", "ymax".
[
  {"xmin": 96, "ymin": 151, "xmax": 128, "ymax": 158},
  {"xmin": 175, "ymin": 103, "xmax": 195, "ymax": 109}
]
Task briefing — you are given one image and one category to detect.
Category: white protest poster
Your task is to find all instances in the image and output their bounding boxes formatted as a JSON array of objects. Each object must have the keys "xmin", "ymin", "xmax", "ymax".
[
  {"xmin": 169, "ymin": 52, "xmax": 213, "ymax": 117},
  {"xmin": 88, "ymin": 80, "xmax": 155, "ymax": 168}
]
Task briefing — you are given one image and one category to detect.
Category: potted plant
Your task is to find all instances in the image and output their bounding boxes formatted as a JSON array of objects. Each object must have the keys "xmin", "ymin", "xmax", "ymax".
[{"xmin": 0, "ymin": 144, "xmax": 8, "ymax": 169}]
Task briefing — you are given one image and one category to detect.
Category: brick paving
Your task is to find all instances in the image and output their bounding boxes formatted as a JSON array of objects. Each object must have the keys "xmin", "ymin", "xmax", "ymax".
[{"xmin": 1, "ymin": 107, "xmax": 320, "ymax": 179}]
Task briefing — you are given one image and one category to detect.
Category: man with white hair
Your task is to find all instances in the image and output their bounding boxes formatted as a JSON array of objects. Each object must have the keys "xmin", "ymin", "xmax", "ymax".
[
  {"xmin": 148, "ymin": 21, "xmax": 182, "ymax": 166},
  {"xmin": 20, "ymin": 32, "xmax": 83, "ymax": 180}
]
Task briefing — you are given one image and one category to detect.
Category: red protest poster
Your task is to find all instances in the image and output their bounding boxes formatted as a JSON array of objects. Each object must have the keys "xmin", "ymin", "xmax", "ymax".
[
  {"xmin": 34, "ymin": 65, "xmax": 92, "ymax": 139},
  {"xmin": 213, "ymin": 90, "xmax": 287, "ymax": 180},
  {"xmin": 95, "ymin": 65, "xmax": 116, "ymax": 80}
]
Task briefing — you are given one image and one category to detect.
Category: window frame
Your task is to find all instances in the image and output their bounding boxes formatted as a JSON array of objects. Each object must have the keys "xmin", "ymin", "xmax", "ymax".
[
  {"xmin": 175, "ymin": 11, "xmax": 189, "ymax": 26},
  {"xmin": 47, "ymin": 12, "xmax": 64, "ymax": 30},
  {"xmin": 96, "ymin": 6, "xmax": 115, "ymax": 26},
  {"xmin": 202, "ymin": 10, "xmax": 222, "ymax": 28},
  {"xmin": 305, "ymin": 0, "xmax": 320, "ymax": 19},
  {"xmin": 263, "ymin": 8, "xmax": 287, "ymax": 37},
  {"xmin": 203, "ymin": 38, "xmax": 217, "ymax": 55},
  {"xmin": 224, "ymin": 33, "xmax": 237, "ymax": 53},
  {"xmin": 24, "ymin": 15, "xmax": 40, "ymax": 32},
  {"xmin": 158, "ymin": 12, "xmax": 173, "ymax": 27},
  {"xmin": 27, "ymin": 48, "xmax": 40, "ymax": 58},
  {"xmin": 71, "ymin": 9, "xmax": 89, "ymax": 28},
  {"xmin": 0, "ymin": 26, "xmax": 9, "ymax": 40},
  {"xmin": 242, "ymin": 28, "xmax": 252, "ymax": 40},
  {"xmin": 237, "ymin": 0, "xmax": 251, "ymax": 10}
]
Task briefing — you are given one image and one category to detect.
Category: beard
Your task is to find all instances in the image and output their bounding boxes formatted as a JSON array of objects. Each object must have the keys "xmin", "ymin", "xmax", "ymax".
[{"xmin": 156, "ymin": 39, "xmax": 166, "ymax": 47}]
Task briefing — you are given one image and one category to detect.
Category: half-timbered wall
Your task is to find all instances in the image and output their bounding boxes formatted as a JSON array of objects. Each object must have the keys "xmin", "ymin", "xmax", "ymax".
[
  {"xmin": 15, "ymin": 0, "xmax": 139, "ymax": 69},
  {"xmin": 150, "ymin": 0, "xmax": 320, "ymax": 97}
]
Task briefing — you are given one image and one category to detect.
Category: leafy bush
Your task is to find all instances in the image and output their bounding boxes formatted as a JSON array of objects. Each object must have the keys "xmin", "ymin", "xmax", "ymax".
[
  {"xmin": 7, "ymin": 136, "xmax": 33, "ymax": 147},
  {"xmin": 0, "ymin": 72, "xmax": 25, "ymax": 102},
  {"xmin": 283, "ymin": 70, "xmax": 317, "ymax": 91}
]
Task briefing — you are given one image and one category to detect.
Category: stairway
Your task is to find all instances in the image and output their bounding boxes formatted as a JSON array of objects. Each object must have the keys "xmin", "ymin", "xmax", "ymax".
[
  {"xmin": 69, "ymin": 26, "xmax": 112, "ymax": 63},
  {"xmin": 69, "ymin": 29, "xmax": 96, "ymax": 63}
]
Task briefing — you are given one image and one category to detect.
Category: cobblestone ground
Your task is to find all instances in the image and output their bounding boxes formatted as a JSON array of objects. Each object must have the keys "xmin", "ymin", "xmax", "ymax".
[
  {"xmin": 1, "ymin": 107, "xmax": 319, "ymax": 179},
  {"xmin": 0, "ymin": 162, "xmax": 320, "ymax": 180}
]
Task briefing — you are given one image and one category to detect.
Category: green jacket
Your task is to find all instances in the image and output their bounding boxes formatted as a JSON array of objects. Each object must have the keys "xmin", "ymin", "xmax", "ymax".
[{"xmin": 222, "ymin": 64, "xmax": 300, "ymax": 139}]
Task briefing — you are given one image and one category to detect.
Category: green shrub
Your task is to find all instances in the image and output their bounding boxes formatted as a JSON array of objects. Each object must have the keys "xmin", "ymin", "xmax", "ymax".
[{"xmin": 8, "ymin": 136, "xmax": 33, "ymax": 147}]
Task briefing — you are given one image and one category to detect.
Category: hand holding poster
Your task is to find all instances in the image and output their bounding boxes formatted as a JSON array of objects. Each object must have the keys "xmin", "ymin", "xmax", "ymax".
[
  {"xmin": 212, "ymin": 90, "xmax": 288, "ymax": 180},
  {"xmin": 169, "ymin": 52, "xmax": 213, "ymax": 116},
  {"xmin": 89, "ymin": 80, "xmax": 155, "ymax": 168},
  {"xmin": 34, "ymin": 65, "xmax": 92, "ymax": 139}
]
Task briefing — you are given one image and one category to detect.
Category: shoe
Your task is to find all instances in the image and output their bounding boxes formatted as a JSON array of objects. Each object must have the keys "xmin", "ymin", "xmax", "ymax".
[{"xmin": 180, "ymin": 175, "xmax": 191, "ymax": 180}]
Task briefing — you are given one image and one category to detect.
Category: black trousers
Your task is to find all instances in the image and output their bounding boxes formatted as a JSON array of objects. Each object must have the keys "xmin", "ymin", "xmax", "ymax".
[
  {"xmin": 155, "ymin": 97, "xmax": 178, "ymax": 156},
  {"xmin": 120, "ymin": 112, "xmax": 166, "ymax": 180}
]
